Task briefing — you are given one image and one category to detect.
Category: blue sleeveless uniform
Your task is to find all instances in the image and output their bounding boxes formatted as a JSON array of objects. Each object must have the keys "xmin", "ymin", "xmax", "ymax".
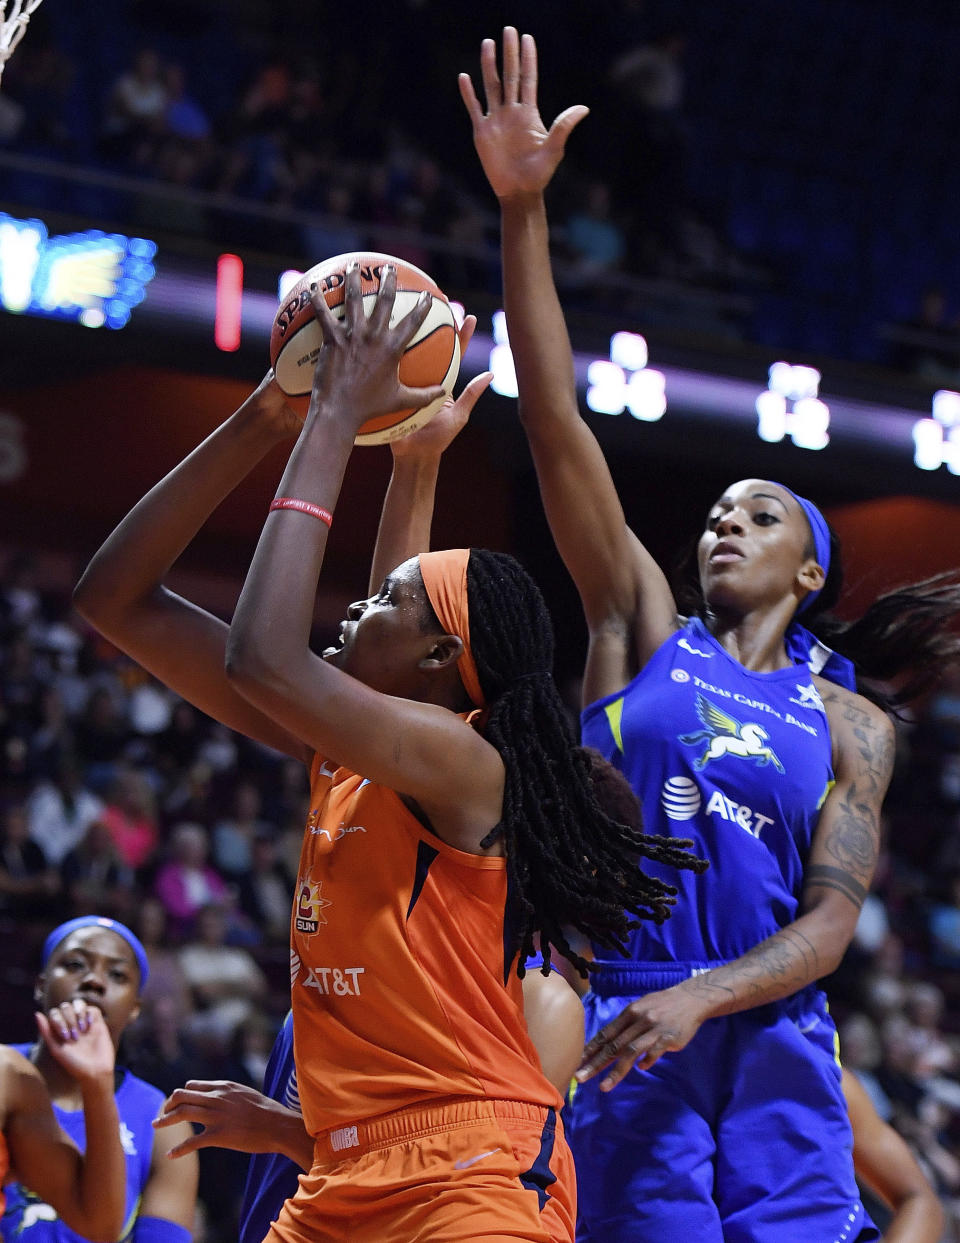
[
  {"xmin": 237, "ymin": 1013, "xmax": 302, "ymax": 1243},
  {"xmin": 1, "ymin": 1049, "xmax": 163, "ymax": 1243},
  {"xmin": 574, "ymin": 618, "xmax": 878, "ymax": 1243}
]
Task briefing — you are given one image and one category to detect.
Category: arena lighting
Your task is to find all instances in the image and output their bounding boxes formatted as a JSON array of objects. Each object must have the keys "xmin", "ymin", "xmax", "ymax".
[
  {"xmin": 0, "ymin": 211, "xmax": 156, "ymax": 328},
  {"xmin": 585, "ymin": 332, "xmax": 666, "ymax": 422},
  {"xmin": 756, "ymin": 362, "xmax": 830, "ymax": 450},
  {"xmin": 214, "ymin": 253, "xmax": 243, "ymax": 352},
  {"xmin": 4, "ymin": 239, "xmax": 950, "ymax": 483},
  {"xmin": 913, "ymin": 390, "xmax": 960, "ymax": 474}
]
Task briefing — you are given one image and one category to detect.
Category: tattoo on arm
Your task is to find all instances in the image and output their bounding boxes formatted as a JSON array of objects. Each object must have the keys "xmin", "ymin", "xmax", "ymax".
[
  {"xmin": 805, "ymin": 864, "xmax": 867, "ymax": 909},
  {"xmin": 685, "ymin": 926, "xmax": 821, "ymax": 1014}
]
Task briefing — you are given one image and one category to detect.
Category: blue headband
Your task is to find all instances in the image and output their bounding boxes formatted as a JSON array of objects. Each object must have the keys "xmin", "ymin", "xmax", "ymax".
[
  {"xmin": 773, "ymin": 484, "xmax": 831, "ymax": 615},
  {"xmin": 768, "ymin": 484, "xmax": 856, "ymax": 690},
  {"xmin": 42, "ymin": 916, "xmax": 150, "ymax": 990}
]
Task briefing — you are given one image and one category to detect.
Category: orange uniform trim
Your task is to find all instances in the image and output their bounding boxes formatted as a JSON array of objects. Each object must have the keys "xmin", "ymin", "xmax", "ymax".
[{"xmin": 418, "ymin": 549, "xmax": 485, "ymax": 708}]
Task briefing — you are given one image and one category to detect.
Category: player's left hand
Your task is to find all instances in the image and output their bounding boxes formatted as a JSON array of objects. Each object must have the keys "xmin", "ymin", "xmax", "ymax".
[
  {"xmin": 36, "ymin": 1000, "xmax": 116, "ymax": 1083},
  {"xmin": 575, "ymin": 983, "xmax": 708, "ymax": 1090},
  {"xmin": 154, "ymin": 1079, "xmax": 296, "ymax": 1157}
]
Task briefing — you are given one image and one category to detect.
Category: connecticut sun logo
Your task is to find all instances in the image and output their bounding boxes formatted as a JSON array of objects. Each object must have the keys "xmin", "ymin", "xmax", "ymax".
[{"xmin": 295, "ymin": 868, "xmax": 332, "ymax": 935}]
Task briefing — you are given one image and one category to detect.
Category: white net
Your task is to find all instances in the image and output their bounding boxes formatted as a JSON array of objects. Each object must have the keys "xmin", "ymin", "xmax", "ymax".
[{"xmin": 0, "ymin": 0, "xmax": 43, "ymax": 83}]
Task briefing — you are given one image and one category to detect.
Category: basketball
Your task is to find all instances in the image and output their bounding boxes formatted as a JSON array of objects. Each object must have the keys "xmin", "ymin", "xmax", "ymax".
[{"xmin": 269, "ymin": 251, "xmax": 461, "ymax": 445}]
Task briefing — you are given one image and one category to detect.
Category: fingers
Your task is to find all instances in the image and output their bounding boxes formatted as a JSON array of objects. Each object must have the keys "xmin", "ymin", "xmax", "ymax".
[
  {"xmin": 39, "ymin": 999, "xmax": 95, "ymax": 1043},
  {"xmin": 368, "ymin": 262, "xmax": 396, "ymax": 334},
  {"xmin": 548, "ymin": 105, "xmax": 591, "ymax": 154},
  {"xmin": 164, "ymin": 1132, "xmax": 209, "ymax": 1159},
  {"xmin": 396, "ymin": 383, "xmax": 447, "ymax": 413},
  {"xmin": 308, "ymin": 279, "xmax": 339, "ymax": 342},
  {"xmin": 457, "ymin": 72, "xmax": 482, "ymax": 124},
  {"xmin": 501, "ymin": 26, "xmax": 520, "ymax": 105},
  {"xmin": 519, "ymin": 32, "xmax": 538, "ymax": 106},
  {"xmin": 456, "ymin": 312, "xmax": 477, "ymax": 356},
  {"xmin": 453, "ymin": 370, "xmax": 493, "ymax": 416},
  {"xmin": 478, "ymin": 37, "xmax": 501, "ymax": 110}
]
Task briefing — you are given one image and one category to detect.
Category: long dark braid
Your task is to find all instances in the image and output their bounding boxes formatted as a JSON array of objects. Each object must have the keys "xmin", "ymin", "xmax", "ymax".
[
  {"xmin": 465, "ymin": 549, "xmax": 705, "ymax": 978},
  {"xmin": 803, "ymin": 530, "xmax": 960, "ymax": 712}
]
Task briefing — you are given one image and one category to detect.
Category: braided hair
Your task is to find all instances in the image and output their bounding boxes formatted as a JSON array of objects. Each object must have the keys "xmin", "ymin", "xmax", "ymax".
[{"xmin": 464, "ymin": 549, "xmax": 705, "ymax": 978}]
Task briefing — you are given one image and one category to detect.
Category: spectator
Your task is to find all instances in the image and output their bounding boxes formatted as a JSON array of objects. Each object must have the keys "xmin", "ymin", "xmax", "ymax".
[
  {"xmin": 0, "ymin": 801, "xmax": 58, "ymax": 920},
  {"xmin": 155, "ymin": 821, "xmax": 231, "ymax": 939},
  {"xmin": 60, "ymin": 816, "xmax": 135, "ymax": 921},
  {"xmin": 74, "ymin": 685, "xmax": 130, "ymax": 792},
  {"xmin": 26, "ymin": 757, "xmax": 104, "ymax": 867},
  {"xmin": 235, "ymin": 830, "xmax": 294, "ymax": 943},
  {"xmin": 178, "ymin": 904, "xmax": 268, "ymax": 1050},
  {"xmin": 99, "ymin": 765, "xmax": 159, "ymax": 871},
  {"xmin": 211, "ymin": 779, "xmax": 273, "ymax": 882},
  {"xmin": 99, "ymin": 47, "xmax": 169, "ymax": 166}
]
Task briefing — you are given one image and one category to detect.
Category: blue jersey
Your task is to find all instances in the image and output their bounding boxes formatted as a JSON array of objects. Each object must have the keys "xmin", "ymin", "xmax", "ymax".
[
  {"xmin": 581, "ymin": 617, "xmax": 834, "ymax": 965},
  {"xmin": 237, "ymin": 1013, "xmax": 302, "ymax": 1243},
  {"xmin": 1, "ymin": 1049, "xmax": 162, "ymax": 1243}
]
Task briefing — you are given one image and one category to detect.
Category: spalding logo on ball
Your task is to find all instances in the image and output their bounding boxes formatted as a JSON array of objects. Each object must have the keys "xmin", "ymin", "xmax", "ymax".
[{"xmin": 270, "ymin": 251, "xmax": 461, "ymax": 446}]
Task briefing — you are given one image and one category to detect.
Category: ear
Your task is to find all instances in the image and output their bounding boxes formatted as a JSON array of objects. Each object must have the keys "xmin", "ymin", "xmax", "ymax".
[
  {"xmin": 418, "ymin": 633, "xmax": 464, "ymax": 672},
  {"xmin": 797, "ymin": 558, "xmax": 826, "ymax": 598}
]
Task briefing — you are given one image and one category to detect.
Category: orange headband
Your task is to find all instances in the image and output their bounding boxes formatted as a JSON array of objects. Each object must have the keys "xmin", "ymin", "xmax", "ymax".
[{"xmin": 418, "ymin": 549, "xmax": 485, "ymax": 708}]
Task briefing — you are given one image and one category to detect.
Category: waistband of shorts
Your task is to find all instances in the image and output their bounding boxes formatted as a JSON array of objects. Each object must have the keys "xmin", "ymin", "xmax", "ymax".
[
  {"xmin": 313, "ymin": 1095, "xmax": 555, "ymax": 1161},
  {"xmin": 589, "ymin": 959, "xmax": 731, "ymax": 995}
]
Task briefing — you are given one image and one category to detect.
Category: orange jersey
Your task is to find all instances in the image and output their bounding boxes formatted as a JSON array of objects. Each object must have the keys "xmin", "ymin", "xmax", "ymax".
[{"xmin": 290, "ymin": 749, "xmax": 560, "ymax": 1138}]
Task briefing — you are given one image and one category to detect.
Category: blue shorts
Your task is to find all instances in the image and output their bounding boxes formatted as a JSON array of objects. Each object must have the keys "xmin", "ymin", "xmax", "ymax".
[{"xmin": 570, "ymin": 962, "xmax": 878, "ymax": 1243}]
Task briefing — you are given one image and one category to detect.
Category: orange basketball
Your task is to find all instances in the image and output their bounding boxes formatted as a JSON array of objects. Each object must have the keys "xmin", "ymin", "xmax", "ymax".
[{"xmin": 269, "ymin": 251, "xmax": 461, "ymax": 445}]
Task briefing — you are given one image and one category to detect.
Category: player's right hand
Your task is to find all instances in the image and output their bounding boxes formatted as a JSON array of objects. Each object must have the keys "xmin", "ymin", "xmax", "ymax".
[
  {"xmin": 459, "ymin": 27, "xmax": 589, "ymax": 201},
  {"xmin": 37, "ymin": 1000, "xmax": 116, "ymax": 1083}
]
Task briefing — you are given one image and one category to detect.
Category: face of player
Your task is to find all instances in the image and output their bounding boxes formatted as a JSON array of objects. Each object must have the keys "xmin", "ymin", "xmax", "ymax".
[
  {"xmin": 697, "ymin": 479, "xmax": 819, "ymax": 617},
  {"xmin": 323, "ymin": 557, "xmax": 442, "ymax": 696},
  {"xmin": 36, "ymin": 927, "xmax": 141, "ymax": 1048}
]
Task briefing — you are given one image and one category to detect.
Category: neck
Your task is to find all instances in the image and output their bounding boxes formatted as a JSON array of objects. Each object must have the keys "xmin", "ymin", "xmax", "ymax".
[{"xmin": 705, "ymin": 603, "xmax": 798, "ymax": 672}]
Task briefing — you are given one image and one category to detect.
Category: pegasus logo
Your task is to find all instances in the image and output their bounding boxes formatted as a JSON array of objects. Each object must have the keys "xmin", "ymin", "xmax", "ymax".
[
  {"xmin": 680, "ymin": 694, "xmax": 785, "ymax": 772},
  {"xmin": 678, "ymin": 637, "xmax": 713, "ymax": 658}
]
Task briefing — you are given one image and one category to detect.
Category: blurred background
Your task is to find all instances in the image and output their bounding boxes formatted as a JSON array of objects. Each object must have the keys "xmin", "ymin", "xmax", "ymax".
[{"xmin": 2, "ymin": 0, "xmax": 960, "ymax": 1237}]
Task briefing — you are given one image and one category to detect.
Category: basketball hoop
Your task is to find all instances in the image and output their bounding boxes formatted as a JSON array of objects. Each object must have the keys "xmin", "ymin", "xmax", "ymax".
[{"xmin": 0, "ymin": 0, "xmax": 43, "ymax": 85}]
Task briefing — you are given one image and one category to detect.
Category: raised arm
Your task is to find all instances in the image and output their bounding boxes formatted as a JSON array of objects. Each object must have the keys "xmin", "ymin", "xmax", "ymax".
[
  {"xmin": 226, "ymin": 268, "xmax": 504, "ymax": 846},
  {"xmin": 73, "ymin": 375, "xmax": 311, "ymax": 764},
  {"xmin": 368, "ymin": 316, "xmax": 491, "ymax": 593},
  {"xmin": 459, "ymin": 29, "xmax": 677, "ymax": 696},
  {"xmin": 842, "ymin": 1068, "xmax": 944, "ymax": 1243},
  {"xmin": 577, "ymin": 690, "xmax": 894, "ymax": 1089},
  {"xmin": 4, "ymin": 1003, "xmax": 125, "ymax": 1242}
]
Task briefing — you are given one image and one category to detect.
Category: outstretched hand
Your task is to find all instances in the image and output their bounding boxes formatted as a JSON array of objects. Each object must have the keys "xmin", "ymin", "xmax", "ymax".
[
  {"xmin": 390, "ymin": 315, "xmax": 491, "ymax": 459},
  {"xmin": 459, "ymin": 26, "xmax": 589, "ymax": 201},
  {"xmin": 36, "ymin": 1000, "xmax": 115, "ymax": 1084},
  {"xmin": 307, "ymin": 264, "xmax": 446, "ymax": 432}
]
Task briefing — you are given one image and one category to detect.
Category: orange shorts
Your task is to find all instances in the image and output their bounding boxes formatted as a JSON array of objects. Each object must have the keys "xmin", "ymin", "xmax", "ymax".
[{"xmin": 263, "ymin": 1095, "xmax": 575, "ymax": 1243}]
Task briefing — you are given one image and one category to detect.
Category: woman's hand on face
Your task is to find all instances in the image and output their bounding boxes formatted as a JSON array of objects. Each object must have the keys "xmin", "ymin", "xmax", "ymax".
[
  {"xmin": 306, "ymin": 263, "xmax": 445, "ymax": 431},
  {"xmin": 574, "ymin": 983, "xmax": 708, "ymax": 1091},
  {"xmin": 459, "ymin": 26, "xmax": 589, "ymax": 202},
  {"xmin": 36, "ymin": 1001, "xmax": 116, "ymax": 1084}
]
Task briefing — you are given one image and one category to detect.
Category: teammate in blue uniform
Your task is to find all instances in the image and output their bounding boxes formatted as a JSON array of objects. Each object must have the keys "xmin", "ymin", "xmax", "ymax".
[
  {"xmin": 460, "ymin": 28, "xmax": 960, "ymax": 1242},
  {"xmin": 2, "ymin": 918, "xmax": 198, "ymax": 1243}
]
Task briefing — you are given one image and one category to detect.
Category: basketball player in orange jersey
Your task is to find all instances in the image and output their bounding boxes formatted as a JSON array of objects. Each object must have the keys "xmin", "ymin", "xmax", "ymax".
[
  {"xmin": 1, "ymin": 1001, "xmax": 125, "ymax": 1241},
  {"xmin": 74, "ymin": 275, "xmax": 701, "ymax": 1242}
]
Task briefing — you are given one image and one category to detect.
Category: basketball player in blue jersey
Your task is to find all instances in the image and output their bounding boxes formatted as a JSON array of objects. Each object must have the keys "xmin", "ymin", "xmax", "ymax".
[
  {"xmin": 460, "ymin": 28, "xmax": 960, "ymax": 1242},
  {"xmin": 2, "ymin": 918, "xmax": 198, "ymax": 1243}
]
